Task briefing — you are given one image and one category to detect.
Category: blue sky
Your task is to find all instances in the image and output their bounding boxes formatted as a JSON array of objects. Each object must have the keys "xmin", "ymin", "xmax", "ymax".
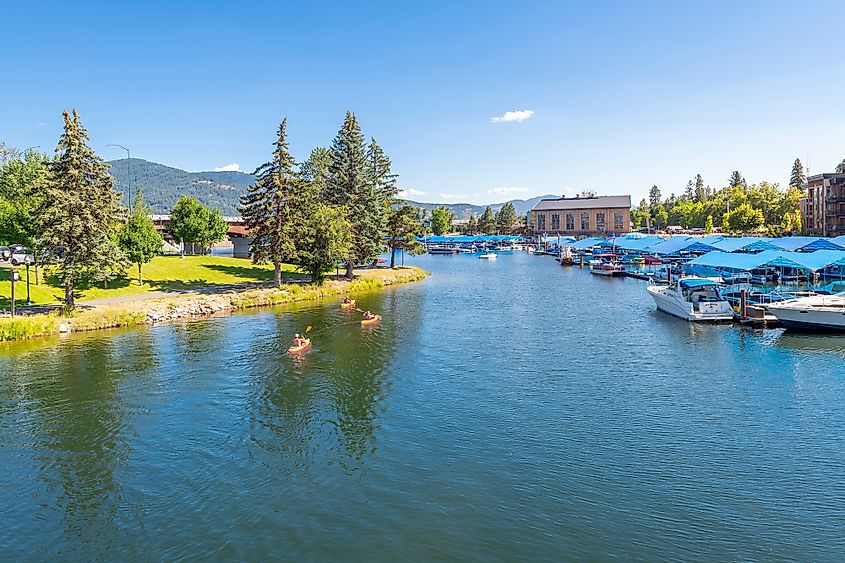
[{"xmin": 3, "ymin": 0, "xmax": 845, "ymax": 204}]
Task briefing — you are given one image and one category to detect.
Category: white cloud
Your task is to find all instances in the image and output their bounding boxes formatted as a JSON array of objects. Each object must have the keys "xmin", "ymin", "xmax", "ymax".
[
  {"xmin": 488, "ymin": 186, "xmax": 529, "ymax": 196},
  {"xmin": 213, "ymin": 163, "xmax": 241, "ymax": 172},
  {"xmin": 490, "ymin": 109, "xmax": 534, "ymax": 123},
  {"xmin": 398, "ymin": 188, "xmax": 428, "ymax": 198}
]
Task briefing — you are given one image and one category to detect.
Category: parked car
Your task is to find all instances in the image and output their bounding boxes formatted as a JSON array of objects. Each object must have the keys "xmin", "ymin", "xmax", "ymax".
[
  {"xmin": 10, "ymin": 247, "xmax": 34, "ymax": 266},
  {"xmin": 0, "ymin": 246, "xmax": 10, "ymax": 261}
]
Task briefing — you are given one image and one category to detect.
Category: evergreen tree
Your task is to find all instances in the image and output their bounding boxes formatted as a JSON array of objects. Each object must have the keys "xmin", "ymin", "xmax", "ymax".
[
  {"xmin": 326, "ymin": 112, "xmax": 382, "ymax": 278},
  {"xmin": 478, "ymin": 206, "xmax": 495, "ymax": 234},
  {"xmin": 495, "ymin": 202, "xmax": 518, "ymax": 233},
  {"xmin": 386, "ymin": 203, "xmax": 424, "ymax": 268},
  {"xmin": 728, "ymin": 170, "xmax": 745, "ymax": 188},
  {"xmin": 790, "ymin": 158, "xmax": 805, "ymax": 188},
  {"xmin": 684, "ymin": 179, "xmax": 694, "ymax": 200},
  {"xmin": 300, "ymin": 147, "xmax": 332, "ymax": 196},
  {"xmin": 367, "ymin": 137, "xmax": 400, "ymax": 206},
  {"xmin": 239, "ymin": 117, "xmax": 300, "ymax": 287},
  {"xmin": 648, "ymin": 185, "xmax": 662, "ymax": 208},
  {"xmin": 37, "ymin": 110, "xmax": 127, "ymax": 308},
  {"xmin": 118, "ymin": 186, "xmax": 164, "ymax": 284},
  {"xmin": 694, "ymin": 174, "xmax": 706, "ymax": 203},
  {"xmin": 466, "ymin": 215, "xmax": 478, "ymax": 234}
]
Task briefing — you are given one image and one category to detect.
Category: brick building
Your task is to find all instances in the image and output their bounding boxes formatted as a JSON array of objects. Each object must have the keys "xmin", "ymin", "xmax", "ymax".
[
  {"xmin": 801, "ymin": 160, "xmax": 845, "ymax": 237},
  {"xmin": 529, "ymin": 195, "xmax": 631, "ymax": 236}
]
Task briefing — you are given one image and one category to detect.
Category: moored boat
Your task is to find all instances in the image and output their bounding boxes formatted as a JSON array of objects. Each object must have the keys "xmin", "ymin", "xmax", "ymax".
[
  {"xmin": 766, "ymin": 293, "xmax": 845, "ymax": 331},
  {"xmin": 479, "ymin": 252, "xmax": 497, "ymax": 260},
  {"xmin": 646, "ymin": 277, "xmax": 734, "ymax": 321},
  {"xmin": 589, "ymin": 254, "xmax": 625, "ymax": 276}
]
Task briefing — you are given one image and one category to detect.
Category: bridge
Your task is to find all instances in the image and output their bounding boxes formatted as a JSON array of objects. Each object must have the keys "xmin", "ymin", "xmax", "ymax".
[{"xmin": 151, "ymin": 215, "xmax": 252, "ymax": 257}]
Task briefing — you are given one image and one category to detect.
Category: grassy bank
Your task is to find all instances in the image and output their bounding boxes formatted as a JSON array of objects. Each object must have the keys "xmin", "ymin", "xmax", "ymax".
[
  {"xmin": 0, "ymin": 266, "xmax": 428, "ymax": 342},
  {"xmin": 0, "ymin": 255, "xmax": 301, "ymax": 309}
]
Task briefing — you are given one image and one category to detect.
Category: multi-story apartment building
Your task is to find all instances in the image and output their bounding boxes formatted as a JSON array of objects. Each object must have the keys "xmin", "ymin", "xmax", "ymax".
[{"xmin": 529, "ymin": 195, "xmax": 631, "ymax": 236}]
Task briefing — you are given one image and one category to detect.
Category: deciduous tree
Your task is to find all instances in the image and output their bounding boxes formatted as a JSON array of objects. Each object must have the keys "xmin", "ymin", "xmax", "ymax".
[
  {"xmin": 118, "ymin": 187, "xmax": 163, "ymax": 284},
  {"xmin": 386, "ymin": 203, "xmax": 424, "ymax": 267}
]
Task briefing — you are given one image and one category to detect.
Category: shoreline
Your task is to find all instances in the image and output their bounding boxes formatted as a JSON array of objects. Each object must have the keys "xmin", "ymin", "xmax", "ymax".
[{"xmin": 0, "ymin": 266, "xmax": 428, "ymax": 342}]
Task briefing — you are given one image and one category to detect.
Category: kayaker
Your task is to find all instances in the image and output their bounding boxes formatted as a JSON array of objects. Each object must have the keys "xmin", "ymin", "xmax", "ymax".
[
  {"xmin": 363, "ymin": 311, "xmax": 375, "ymax": 320},
  {"xmin": 292, "ymin": 333, "xmax": 304, "ymax": 347},
  {"xmin": 343, "ymin": 296, "xmax": 352, "ymax": 304}
]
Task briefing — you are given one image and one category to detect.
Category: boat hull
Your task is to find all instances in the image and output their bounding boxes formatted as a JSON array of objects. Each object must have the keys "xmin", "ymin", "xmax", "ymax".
[
  {"xmin": 767, "ymin": 307, "xmax": 845, "ymax": 331},
  {"xmin": 361, "ymin": 316, "xmax": 382, "ymax": 327},
  {"xmin": 647, "ymin": 286, "xmax": 734, "ymax": 322},
  {"xmin": 590, "ymin": 268, "xmax": 625, "ymax": 276}
]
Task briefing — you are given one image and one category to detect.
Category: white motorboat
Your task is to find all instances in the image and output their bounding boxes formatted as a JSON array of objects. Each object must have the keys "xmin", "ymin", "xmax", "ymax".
[
  {"xmin": 589, "ymin": 254, "xmax": 625, "ymax": 277},
  {"xmin": 647, "ymin": 277, "xmax": 734, "ymax": 321},
  {"xmin": 479, "ymin": 252, "xmax": 497, "ymax": 260},
  {"xmin": 766, "ymin": 293, "xmax": 845, "ymax": 331}
]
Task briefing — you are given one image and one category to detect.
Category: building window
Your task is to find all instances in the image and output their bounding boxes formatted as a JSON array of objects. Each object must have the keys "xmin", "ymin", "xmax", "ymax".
[
  {"xmin": 566, "ymin": 214, "xmax": 574, "ymax": 230},
  {"xmin": 596, "ymin": 212, "xmax": 606, "ymax": 232},
  {"xmin": 614, "ymin": 212, "xmax": 623, "ymax": 230},
  {"xmin": 580, "ymin": 213, "xmax": 590, "ymax": 231},
  {"xmin": 551, "ymin": 214, "xmax": 560, "ymax": 231},
  {"xmin": 537, "ymin": 214, "xmax": 546, "ymax": 231}
]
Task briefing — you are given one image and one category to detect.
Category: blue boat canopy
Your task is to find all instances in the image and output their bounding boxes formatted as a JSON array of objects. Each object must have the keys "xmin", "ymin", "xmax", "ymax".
[{"xmin": 679, "ymin": 278, "xmax": 722, "ymax": 289}]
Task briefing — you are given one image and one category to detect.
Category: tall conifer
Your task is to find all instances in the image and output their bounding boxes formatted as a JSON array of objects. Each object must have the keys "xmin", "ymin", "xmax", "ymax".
[
  {"xmin": 239, "ymin": 117, "xmax": 299, "ymax": 287},
  {"xmin": 790, "ymin": 158, "xmax": 805, "ymax": 188},
  {"xmin": 37, "ymin": 110, "xmax": 126, "ymax": 307},
  {"xmin": 326, "ymin": 112, "xmax": 383, "ymax": 278}
]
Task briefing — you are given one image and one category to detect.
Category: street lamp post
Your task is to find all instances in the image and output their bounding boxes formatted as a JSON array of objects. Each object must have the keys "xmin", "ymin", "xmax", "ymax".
[
  {"xmin": 10, "ymin": 269, "xmax": 19, "ymax": 317},
  {"xmin": 107, "ymin": 144, "xmax": 132, "ymax": 208},
  {"xmin": 24, "ymin": 256, "xmax": 32, "ymax": 306}
]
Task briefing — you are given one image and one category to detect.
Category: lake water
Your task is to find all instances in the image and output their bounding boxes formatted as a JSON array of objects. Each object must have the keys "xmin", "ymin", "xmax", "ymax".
[{"xmin": 3, "ymin": 252, "xmax": 845, "ymax": 561}]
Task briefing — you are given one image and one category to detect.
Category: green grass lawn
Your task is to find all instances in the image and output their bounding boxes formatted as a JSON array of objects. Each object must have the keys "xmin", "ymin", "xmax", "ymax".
[{"xmin": 0, "ymin": 256, "xmax": 301, "ymax": 309}]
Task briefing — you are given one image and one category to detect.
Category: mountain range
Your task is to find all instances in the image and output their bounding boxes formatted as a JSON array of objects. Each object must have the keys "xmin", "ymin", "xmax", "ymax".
[{"xmin": 107, "ymin": 158, "xmax": 555, "ymax": 218}]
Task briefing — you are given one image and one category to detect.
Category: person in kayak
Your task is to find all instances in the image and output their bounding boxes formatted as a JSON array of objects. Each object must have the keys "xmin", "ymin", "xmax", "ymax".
[
  {"xmin": 342, "ymin": 296, "xmax": 353, "ymax": 304},
  {"xmin": 292, "ymin": 333, "xmax": 305, "ymax": 347},
  {"xmin": 363, "ymin": 311, "xmax": 375, "ymax": 320}
]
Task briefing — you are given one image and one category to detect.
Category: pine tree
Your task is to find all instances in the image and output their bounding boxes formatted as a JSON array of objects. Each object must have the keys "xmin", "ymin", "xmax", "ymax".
[
  {"xmin": 300, "ymin": 147, "xmax": 332, "ymax": 196},
  {"xmin": 684, "ymin": 179, "xmax": 694, "ymax": 200},
  {"xmin": 694, "ymin": 174, "xmax": 706, "ymax": 203},
  {"xmin": 367, "ymin": 138, "xmax": 399, "ymax": 206},
  {"xmin": 467, "ymin": 215, "xmax": 478, "ymax": 235},
  {"xmin": 648, "ymin": 185, "xmax": 662, "ymax": 209},
  {"xmin": 239, "ymin": 117, "xmax": 300, "ymax": 287},
  {"xmin": 118, "ymin": 186, "xmax": 164, "ymax": 285},
  {"xmin": 790, "ymin": 158, "xmax": 805, "ymax": 188},
  {"xmin": 479, "ymin": 206, "xmax": 495, "ymax": 234},
  {"xmin": 728, "ymin": 170, "xmax": 745, "ymax": 188},
  {"xmin": 37, "ymin": 110, "xmax": 126, "ymax": 308},
  {"xmin": 495, "ymin": 202, "xmax": 518, "ymax": 233},
  {"xmin": 326, "ymin": 112, "xmax": 382, "ymax": 278}
]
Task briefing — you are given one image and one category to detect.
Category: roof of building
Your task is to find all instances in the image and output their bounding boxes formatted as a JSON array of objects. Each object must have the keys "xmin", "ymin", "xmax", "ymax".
[{"xmin": 531, "ymin": 195, "xmax": 631, "ymax": 212}]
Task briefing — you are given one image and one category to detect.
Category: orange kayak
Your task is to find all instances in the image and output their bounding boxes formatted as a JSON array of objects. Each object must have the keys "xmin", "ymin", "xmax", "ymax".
[
  {"xmin": 340, "ymin": 300, "xmax": 356, "ymax": 310},
  {"xmin": 360, "ymin": 315, "xmax": 381, "ymax": 327},
  {"xmin": 287, "ymin": 338, "xmax": 311, "ymax": 354}
]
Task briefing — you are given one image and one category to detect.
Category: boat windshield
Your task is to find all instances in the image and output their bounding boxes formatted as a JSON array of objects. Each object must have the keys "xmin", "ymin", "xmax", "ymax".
[{"xmin": 683, "ymin": 285, "xmax": 723, "ymax": 302}]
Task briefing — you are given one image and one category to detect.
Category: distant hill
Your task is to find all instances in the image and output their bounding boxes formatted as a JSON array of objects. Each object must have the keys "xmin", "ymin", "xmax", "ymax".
[
  {"xmin": 107, "ymin": 158, "xmax": 558, "ymax": 217},
  {"xmin": 108, "ymin": 158, "xmax": 254, "ymax": 215},
  {"xmin": 404, "ymin": 195, "xmax": 557, "ymax": 219}
]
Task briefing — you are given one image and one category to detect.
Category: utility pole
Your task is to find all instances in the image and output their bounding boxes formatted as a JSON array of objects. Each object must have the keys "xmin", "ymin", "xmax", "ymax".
[{"xmin": 107, "ymin": 144, "xmax": 132, "ymax": 208}]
